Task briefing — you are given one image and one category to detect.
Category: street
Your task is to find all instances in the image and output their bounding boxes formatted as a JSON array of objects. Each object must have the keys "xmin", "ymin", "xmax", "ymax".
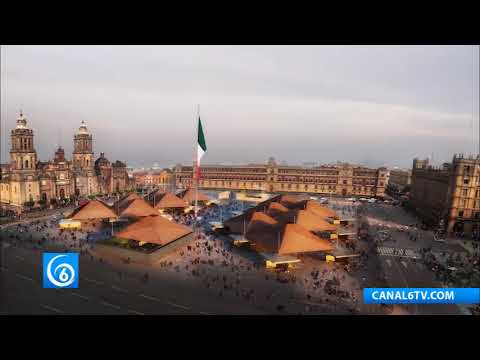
[{"xmin": 0, "ymin": 243, "xmax": 268, "ymax": 315}]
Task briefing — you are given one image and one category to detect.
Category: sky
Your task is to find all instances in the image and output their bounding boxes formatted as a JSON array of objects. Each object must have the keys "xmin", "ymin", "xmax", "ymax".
[{"xmin": 1, "ymin": 45, "xmax": 478, "ymax": 170}]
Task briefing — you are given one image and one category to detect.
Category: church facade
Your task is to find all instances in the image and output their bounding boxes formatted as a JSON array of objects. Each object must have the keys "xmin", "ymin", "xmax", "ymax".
[{"xmin": 0, "ymin": 112, "xmax": 132, "ymax": 213}]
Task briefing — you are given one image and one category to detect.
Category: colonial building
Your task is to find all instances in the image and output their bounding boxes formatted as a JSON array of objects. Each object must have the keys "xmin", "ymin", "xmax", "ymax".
[
  {"xmin": 388, "ymin": 169, "xmax": 411, "ymax": 192},
  {"xmin": 173, "ymin": 158, "xmax": 388, "ymax": 198},
  {"xmin": 133, "ymin": 169, "xmax": 173, "ymax": 188},
  {"xmin": 409, "ymin": 154, "xmax": 480, "ymax": 237},
  {"xmin": 0, "ymin": 112, "xmax": 132, "ymax": 213}
]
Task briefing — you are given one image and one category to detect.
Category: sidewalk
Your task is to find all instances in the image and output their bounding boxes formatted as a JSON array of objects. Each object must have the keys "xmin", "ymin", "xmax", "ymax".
[{"xmin": 0, "ymin": 213, "xmax": 59, "ymax": 229}]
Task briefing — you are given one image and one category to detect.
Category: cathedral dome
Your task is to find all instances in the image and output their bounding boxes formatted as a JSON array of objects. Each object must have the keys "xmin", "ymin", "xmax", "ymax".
[
  {"xmin": 95, "ymin": 152, "xmax": 110, "ymax": 167},
  {"xmin": 16, "ymin": 111, "xmax": 28, "ymax": 129},
  {"xmin": 78, "ymin": 121, "xmax": 89, "ymax": 135}
]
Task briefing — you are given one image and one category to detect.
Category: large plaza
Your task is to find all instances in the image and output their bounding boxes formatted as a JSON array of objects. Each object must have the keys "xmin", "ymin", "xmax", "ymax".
[{"xmin": 1, "ymin": 189, "xmax": 477, "ymax": 315}]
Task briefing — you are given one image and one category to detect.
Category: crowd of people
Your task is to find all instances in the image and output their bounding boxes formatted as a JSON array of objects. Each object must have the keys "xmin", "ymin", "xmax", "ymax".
[
  {"xmin": 155, "ymin": 229, "xmax": 363, "ymax": 314},
  {"xmin": 4, "ymin": 192, "xmax": 479, "ymax": 315},
  {"xmin": 2, "ymin": 217, "xmax": 110, "ymax": 256},
  {"xmin": 421, "ymin": 245, "xmax": 480, "ymax": 287}
]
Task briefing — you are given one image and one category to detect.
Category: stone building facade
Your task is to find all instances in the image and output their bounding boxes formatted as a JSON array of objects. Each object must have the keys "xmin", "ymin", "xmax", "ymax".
[
  {"xmin": 388, "ymin": 169, "xmax": 412, "ymax": 192},
  {"xmin": 133, "ymin": 169, "xmax": 173, "ymax": 187},
  {"xmin": 0, "ymin": 112, "xmax": 132, "ymax": 213},
  {"xmin": 173, "ymin": 158, "xmax": 388, "ymax": 198},
  {"xmin": 409, "ymin": 155, "xmax": 480, "ymax": 237}
]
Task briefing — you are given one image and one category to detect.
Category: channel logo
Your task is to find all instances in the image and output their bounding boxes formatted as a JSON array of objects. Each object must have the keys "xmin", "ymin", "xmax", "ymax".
[
  {"xmin": 43, "ymin": 253, "xmax": 79, "ymax": 289},
  {"xmin": 363, "ymin": 288, "xmax": 480, "ymax": 304}
]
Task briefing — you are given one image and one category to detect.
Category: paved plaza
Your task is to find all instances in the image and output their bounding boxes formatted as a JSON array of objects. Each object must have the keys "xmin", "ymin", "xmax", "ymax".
[{"xmin": 1, "ymin": 196, "xmax": 478, "ymax": 315}]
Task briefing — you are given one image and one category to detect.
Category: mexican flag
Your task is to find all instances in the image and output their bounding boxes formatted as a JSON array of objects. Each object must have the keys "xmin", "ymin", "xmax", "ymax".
[{"xmin": 196, "ymin": 117, "xmax": 207, "ymax": 179}]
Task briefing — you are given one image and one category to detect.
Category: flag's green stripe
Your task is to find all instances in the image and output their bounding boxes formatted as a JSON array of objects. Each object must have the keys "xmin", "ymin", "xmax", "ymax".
[{"xmin": 198, "ymin": 117, "xmax": 207, "ymax": 152}]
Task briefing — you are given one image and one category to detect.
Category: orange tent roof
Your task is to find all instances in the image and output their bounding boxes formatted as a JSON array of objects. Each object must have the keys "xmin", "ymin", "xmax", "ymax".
[
  {"xmin": 279, "ymin": 194, "xmax": 308, "ymax": 209},
  {"xmin": 279, "ymin": 224, "xmax": 335, "ymax": 255},
  {"xmin": 250, "ymin": 211, "xmax": 279, "ymax": 225},
  {"xmin": 71, "ymin": 200, "xmax": 117, "ymax": 220},
  {"xmin": 246, "ymin": 212, "xmax": 280, "ymax": 234},
  {"xmin": 115, "ymin": 216, "xmax": 193, "ymax": 246},
  {"xmin": 296, "ymin": 210, "xmax": 338, "ymax": 232},
  {"xmin": 116, "ymin": 192, "xmax": 141, "ymax": 209},
  {"xmin": 154, "ymin": 192, "xmax": 188, "ymax": 209},
  {"xmin": 305, "ymin": 201, "xmax": 338, "ymax": 219},
  {"xmin": 268, "ymin": 202, "xmax": 289, "ymax": 214},
  {"xmin": 247, "ymin": 222, "xmax": 334, "ymax": 255},
  {"xmin": 177, "ymin": 188, "xmax": 210, "ymax": 203},
  {"xmin": 119, "ymin": 198, "xmax": 159, "ymax": 219},
  {"xmin": 245, "ymin": 212, "xmax": 282, "ymax": 250},
  {"xmin": 266, "ymin": 202, "xmax": 296, "ymax": 224}
]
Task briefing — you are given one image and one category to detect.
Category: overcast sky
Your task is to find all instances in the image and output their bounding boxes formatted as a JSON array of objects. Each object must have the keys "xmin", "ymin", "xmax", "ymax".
[{"xmin": 1, "ymin": 45, "xmax": 478, "ymax": 169}]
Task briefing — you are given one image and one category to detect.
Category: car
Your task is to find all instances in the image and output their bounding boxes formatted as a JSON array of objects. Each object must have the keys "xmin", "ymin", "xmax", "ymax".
[
  {"xmin": 346, "ymin": 197, "xmax": 356, "ymax": 202},
  {"xmin": 368, "ymin": 198, "xmax": 376, "ymax": 203}
]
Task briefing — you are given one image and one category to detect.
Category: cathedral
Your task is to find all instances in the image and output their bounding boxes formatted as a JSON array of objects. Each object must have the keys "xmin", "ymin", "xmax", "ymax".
[{"xmin": 0, "ymin": 112, "xmax": 132, "ymax": 213}]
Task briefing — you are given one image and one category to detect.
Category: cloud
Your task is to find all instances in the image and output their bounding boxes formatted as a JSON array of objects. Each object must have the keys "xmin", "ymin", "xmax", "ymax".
[{"xmin": 1, "ymin": 45, "xmax": 478, "ymax": 169}]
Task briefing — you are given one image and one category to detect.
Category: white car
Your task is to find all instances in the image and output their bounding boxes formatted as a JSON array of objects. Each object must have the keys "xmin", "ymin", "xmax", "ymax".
[
  {"xmin": 368, "ymin": 198, "xmax": 376, "ymax": 203},
  {"xmin": 346, "ymin": 198, "xmax": 356, "ymax": 202}
]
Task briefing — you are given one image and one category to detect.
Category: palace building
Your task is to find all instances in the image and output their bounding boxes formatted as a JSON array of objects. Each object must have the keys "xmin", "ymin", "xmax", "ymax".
[
  {"xmin": 173, "ymin": 158, "xmax": 388, "ymax": 198},
  {"xmin": 0, "ymin": 112, "xmax": 132, "ymax": 213}
]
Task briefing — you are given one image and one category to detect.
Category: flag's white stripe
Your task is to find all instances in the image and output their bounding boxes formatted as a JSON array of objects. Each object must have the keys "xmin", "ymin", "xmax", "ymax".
[{"xmin": 197, "ymin": 144, "xmax": 205, "ymax": 165}]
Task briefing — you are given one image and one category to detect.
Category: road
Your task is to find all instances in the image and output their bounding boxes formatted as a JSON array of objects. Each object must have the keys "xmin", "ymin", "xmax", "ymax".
[
  {"xmin": 378, "ymin": 255, "xmax": 463, "ymax": 314},
  {"xmin": 0, "ymin": 243, "xmax": 268, "ymax": 315},
  {"xmin": 359, "ymin": 201, "xmax": 467, "ymax": 315}
]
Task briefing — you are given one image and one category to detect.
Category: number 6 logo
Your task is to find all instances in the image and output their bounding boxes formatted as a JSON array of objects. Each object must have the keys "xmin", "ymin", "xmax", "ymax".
[{"xmin": 43, "ymin": 253, "xmax": 79, "ymax": 288}]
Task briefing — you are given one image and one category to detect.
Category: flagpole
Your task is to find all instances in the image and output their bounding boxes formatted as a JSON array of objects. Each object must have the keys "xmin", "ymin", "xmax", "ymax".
[{"xmin": 194, "ymin": 104, "xmax": 200, "ymax": 232}]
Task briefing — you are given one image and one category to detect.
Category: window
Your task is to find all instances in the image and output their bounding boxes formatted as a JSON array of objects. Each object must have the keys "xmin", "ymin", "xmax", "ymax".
[
  {"xmin": 343, "ymin": 180, "xmax": 347, "ymax": 185},
  {"xmin": 458, "ymin": 210, "xmax": 464, "ymax": 218},
  {"xmin": 462, "ymin": 199, "xmax": 467, "ymax": 208},
  {"xmin": 464, "ymin": 178, "xmax": 469, "ymax": 185},
  {"xmin": 463, "ymin": 189, "xmax": 468, "ymax": 197}
]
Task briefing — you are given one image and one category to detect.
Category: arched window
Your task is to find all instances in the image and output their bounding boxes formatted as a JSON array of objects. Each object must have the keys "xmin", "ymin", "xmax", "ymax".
[{"xmin": 25, "ymin": 159, "xmax": 29, "ymax": 169}]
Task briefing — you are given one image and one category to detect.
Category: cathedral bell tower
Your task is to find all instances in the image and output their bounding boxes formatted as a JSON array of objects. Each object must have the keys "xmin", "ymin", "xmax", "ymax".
[
  {"xmin": 73, "ymin": 121, "xmax": 94, "ymax": 170},
  {"xmin": 10, "ymin": 111, "xmax": 37, "ymax": 172}
]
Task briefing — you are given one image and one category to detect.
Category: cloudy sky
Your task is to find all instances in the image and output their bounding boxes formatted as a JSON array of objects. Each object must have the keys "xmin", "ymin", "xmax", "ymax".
[{"xmin": 1, "ymin": 45, "xmax": 478, "ymax": 169}]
